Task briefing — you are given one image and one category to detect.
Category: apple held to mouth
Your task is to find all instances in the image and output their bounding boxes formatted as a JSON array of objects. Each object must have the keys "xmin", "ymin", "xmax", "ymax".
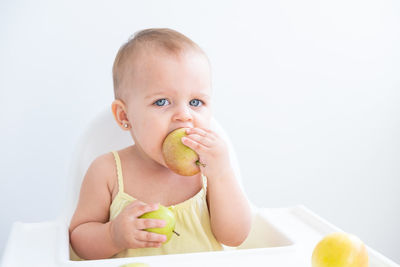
[
  {"xmin": 139, "ymin": 204, "xmax": 179, "ymax": 243},
  {"xmin": 312, "ymin": 232, "xmax": 369, "ymax": 267},
  {"xmin": 162, "ymin": 128, "xmax": 203, "ymax": 176}
]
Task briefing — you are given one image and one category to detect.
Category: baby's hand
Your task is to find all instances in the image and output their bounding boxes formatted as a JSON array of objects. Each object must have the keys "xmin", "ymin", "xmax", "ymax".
[
  {"xmin": 182, "ymin": 127, "xmax": 232, "ymax": 179},
  {"xmin": 110, "ymin": 200, "xmax": 167, "ymax": 250}
]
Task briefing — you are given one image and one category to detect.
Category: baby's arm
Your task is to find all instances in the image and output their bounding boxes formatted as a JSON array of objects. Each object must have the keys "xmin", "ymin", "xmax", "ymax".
[
  {"xmin": 69, "ymin": 153, "xmax": 167, "ymax": 260},
  {"xmin": 182, "ymin": 128, "xmax": 252, "ymax": 247},
  {"xmin": 206, "ymin": 169, "xmax": 252, "ymax": 246}
]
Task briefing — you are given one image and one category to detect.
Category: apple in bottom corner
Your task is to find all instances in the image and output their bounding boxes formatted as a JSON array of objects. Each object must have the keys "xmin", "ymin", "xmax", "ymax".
[{"xmin": 312, "ymin": 232, "xmax": 369, "ymax": 267}]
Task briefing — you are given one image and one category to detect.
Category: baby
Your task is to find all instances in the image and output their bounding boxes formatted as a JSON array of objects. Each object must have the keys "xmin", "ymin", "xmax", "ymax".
[{"xmin": 69, "ymin": 28, "xmax": 252, "ymax": 260}]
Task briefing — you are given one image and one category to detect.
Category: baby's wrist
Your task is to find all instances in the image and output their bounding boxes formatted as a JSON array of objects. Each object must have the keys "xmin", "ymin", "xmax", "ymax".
[
  {"xmin": 107, "ymin": 220, "xmax": 125, "ymax": 253},
  {"xmin": 206, "ymin": 167, "xmax": 235, "ymax": 182}
]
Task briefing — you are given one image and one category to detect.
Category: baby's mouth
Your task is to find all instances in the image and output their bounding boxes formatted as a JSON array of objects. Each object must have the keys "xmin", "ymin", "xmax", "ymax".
[{"xmin": 166, "ymin": 126, "xmax": 192, "ymax": 135}]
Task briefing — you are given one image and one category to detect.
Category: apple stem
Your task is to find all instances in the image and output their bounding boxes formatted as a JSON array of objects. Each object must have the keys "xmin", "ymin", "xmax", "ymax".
[
  {"xmin": 196, "ymin": 160, "xmax": 206, "ymax": 167},
  {"xmin": 173, "ymin": 230, "xmax": 180, "ymax": 237}
]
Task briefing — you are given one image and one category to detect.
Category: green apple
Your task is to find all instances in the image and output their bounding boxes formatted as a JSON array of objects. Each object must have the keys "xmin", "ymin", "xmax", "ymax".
[
  {"xmin": 162, "ymin": 128, "xmax": 203, "ymax": 176},
  {"xmin": 139, "ymin": 205, "xmax": 179, "ymax": 243},
  {"xmin": 312, "ymin": 232, "xmax": 369, "ymax": 267}
]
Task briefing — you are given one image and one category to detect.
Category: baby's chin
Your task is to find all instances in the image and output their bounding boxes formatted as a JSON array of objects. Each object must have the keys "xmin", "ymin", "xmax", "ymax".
[
  {"xmin": 150, "ymin": 149, "xmax": 170, "ymax": 169},
  {"xmin": 157, "ymin": 156, "xmax": 169, "ymax": 169}
]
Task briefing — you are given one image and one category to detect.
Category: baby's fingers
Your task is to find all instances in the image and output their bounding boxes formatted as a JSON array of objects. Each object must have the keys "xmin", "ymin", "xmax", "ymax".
[
  {"xmin": 130, "ymin": 202, "xmax": 160, "ymax": 218},
  {"xmin": 136, "ymin": 230, "xmax": 167, "ymax": 243},
  {"xmin": 134, "ymin": 239, "xmax": 163, "ymax": 248},
  {"xmin": 136, "ymin": 218, "xmax": 166, "ymax": 230}
]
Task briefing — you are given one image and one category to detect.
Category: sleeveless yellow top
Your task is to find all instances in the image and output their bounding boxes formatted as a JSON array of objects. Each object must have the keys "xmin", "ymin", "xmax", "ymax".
[
  {"xmin": 110, "ymin": 151, "xmax": 222, "ymax": 258},
  {"xmin": 70, "ymin": 151, "xmax": 222, "ymax": 260}
]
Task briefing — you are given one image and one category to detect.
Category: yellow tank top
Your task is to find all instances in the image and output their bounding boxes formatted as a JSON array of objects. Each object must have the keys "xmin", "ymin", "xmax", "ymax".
[{"xmin": 109, "ymin": 151, "xmax": 223, "ymax": 258}]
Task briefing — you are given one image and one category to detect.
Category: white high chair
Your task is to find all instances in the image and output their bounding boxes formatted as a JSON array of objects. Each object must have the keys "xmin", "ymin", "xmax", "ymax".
[{"xmin": 2, "ymin": 108, "xmax": 399, "ymax": 267}]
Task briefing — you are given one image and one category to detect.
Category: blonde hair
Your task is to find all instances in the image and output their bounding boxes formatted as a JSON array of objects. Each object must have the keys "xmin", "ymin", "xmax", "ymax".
[{"xmin": 112, "ymin": 28, "xmax": 206, "ymax": 99}]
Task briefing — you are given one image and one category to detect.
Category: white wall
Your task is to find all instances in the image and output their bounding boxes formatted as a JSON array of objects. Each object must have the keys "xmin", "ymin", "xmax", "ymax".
[{"xmin": 1, "ymin": 0, "xmax": 399, "ymax": 263}]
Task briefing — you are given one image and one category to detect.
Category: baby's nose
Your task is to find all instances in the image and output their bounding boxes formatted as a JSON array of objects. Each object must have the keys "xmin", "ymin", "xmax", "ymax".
[{"xmin": 172, "ymin": 105, "xmax": 193, "ymax": 122}]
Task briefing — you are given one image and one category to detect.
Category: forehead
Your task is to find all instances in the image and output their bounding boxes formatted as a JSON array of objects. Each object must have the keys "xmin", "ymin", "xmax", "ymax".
[{"xmin": 127, "ymin": 47, "xmax": 212, "ymax": 97}]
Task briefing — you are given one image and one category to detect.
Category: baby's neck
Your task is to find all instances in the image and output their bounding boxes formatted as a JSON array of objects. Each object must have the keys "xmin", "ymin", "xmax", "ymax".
[{"xmin": 129, "ymin": 144, "xmax": 171, "ymax": 175}]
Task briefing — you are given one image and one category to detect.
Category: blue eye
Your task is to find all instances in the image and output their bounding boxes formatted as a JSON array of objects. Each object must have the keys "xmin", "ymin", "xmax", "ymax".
[
  {"xmin": 154, "ymin": 99, "xmax": 170, "ymax": 106},
  {"xmin": 190, "ymin": 99, "xmax": 203, "ymax": 107}
]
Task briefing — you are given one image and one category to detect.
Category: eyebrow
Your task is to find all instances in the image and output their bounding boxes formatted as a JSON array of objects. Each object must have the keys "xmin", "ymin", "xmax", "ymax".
[
  {"xmin": 145, "ymin": 92, "xmax": 167, "ymax": 99},
  {"xmin": 145, "ymin": 91, "xmax": 211, "ymax": 100}
]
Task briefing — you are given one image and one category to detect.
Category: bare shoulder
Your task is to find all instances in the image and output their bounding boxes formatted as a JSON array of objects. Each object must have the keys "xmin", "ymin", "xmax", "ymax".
[
  {"xmin": 85, "ymin": 152, "xmax": 116, "ymax": 189},
  {"xmin": 69, "ymin": 152, "xmax": 117, "ymax": 231}
]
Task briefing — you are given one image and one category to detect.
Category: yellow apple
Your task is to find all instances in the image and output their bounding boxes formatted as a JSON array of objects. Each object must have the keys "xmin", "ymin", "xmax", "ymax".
[
  {"xmin": 162, "ymin": 128, "xmax": 201, "ymax": 176},
  {"xmin": 139, "ymin": 204, "xmax": 179, "ymax": 243},
  {"xmin": 312, "ymin": 232, "xmax": 369, "ymax": 267}
]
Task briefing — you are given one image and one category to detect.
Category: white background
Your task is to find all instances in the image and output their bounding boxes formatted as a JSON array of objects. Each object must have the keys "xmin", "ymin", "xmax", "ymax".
[{"xmin": 1, "ymin": 0, "xmax": 399, "ymax": 263}]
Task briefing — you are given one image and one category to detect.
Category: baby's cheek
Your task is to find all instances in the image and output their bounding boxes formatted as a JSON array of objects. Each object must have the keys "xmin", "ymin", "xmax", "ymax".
[
  {"xmin": 137, "ymin": 132, "xmax": 158, "ymax": 153},
  {"xmin": 195, "ymin": 114, "xmax": 212, "ymax": 129},
  {"xmin": 149, "ymin": 137, "xmax": 166, "ymax": 161}
]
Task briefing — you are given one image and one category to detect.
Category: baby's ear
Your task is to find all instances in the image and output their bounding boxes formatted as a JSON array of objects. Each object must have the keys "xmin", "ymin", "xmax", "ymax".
[{"xmin": 111, "ymin": 100, "xmax": 130, "ymax": 130}]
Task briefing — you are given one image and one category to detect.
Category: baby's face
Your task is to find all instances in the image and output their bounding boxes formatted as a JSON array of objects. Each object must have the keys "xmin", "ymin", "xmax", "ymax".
[{"xmin": 124, "ymin": 50, "xmax": 212, "ymax": 169}]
